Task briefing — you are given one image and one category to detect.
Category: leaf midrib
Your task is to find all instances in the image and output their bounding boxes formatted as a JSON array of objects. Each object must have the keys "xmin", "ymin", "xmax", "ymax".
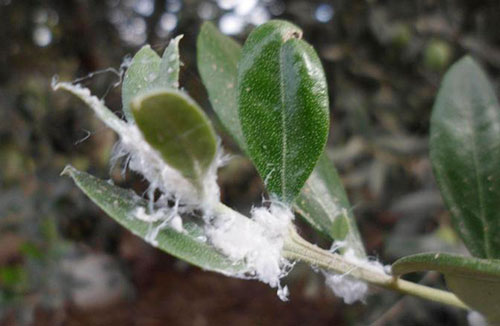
[
  {"xmin": 462, "ymin": 96, "xmax": 491, "ymax": 257},
  {"xmin": 279, "ymin": 43, "xmax": 287, "ymax": 198}
]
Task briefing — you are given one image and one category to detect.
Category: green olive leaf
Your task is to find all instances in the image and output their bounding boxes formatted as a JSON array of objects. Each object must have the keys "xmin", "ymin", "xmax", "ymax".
[
  {"xmin": 122, "ymin": 36, "xmax": 182, "ymax": 122},
  {"xmin": 131, "ymin": 89, "xmax": 217, "ymax": 188},
  {"xmin": 158, "ymin": 35, "xmax": 182, "ymax": 88},
  {"xmin": 122, "ymin": 45, "xmax": 161, "ymax": 122},
  {"xmin": 430, "ymin": 56, "xmax": 500, "ymax": 258},
  {"xmin": 197, "ymin": 22, "xmax": 245, "ymax": 149},
  {"xmin": 392, "ymin": 252, "xmax": 500, "ymax": 323},
  {"xmin": 238, "ymin": 20, "xmax": 329, "ymax": 203},
  {"xmin": 62, "ymin": 165, "xmax": 244, "ymax": 274},
  {"xmin": 196, "ymin": 22, "xmax": 364, "ymax": 253}
]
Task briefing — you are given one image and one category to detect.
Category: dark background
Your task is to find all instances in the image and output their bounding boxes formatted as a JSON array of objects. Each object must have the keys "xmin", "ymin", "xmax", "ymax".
[{"xmin": 1, "ymin": 0, "xmax": 499, "ymax": 325}]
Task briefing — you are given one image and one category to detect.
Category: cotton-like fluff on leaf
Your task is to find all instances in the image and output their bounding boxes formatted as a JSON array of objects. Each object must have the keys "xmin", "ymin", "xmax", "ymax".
[
  {"xmin": 323, "ymin": 248, "xmax": 387, "ymax": 304},
  {"xmin": 53, "ymin": 72, "xmax": 295, "ymax": 300},
  {"xmin": 324, "ymin": 272, "xmax": 368, "ymax": 304},
  {"xmin": 206, "ymin": 203, "xmax": 294, "ymax": 300},
  {"xmin": 467, "ymin": 311, "xmax": 487, "ymax": 326},
  {"xmin": 114, "ymin": 124, "xmax": 222, "ymax": 208},
  {"xmin": 128, "ymin": 89, "xmax": 222, "ymax": 210},
  {"xmin": 52, "ymin": 81, "xmax": 221, "ymax": 209},
  {"xmin": 132, "ymin": 198, "xmax": 184, "ymax": 247}
]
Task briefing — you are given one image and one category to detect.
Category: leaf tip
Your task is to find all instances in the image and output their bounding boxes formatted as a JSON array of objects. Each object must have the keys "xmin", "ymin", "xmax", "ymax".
[
  {"xmin": 60, "ymin": 164, "xmax": 77, "ymax": 178},
  {"xmin": 451, "ymin": 55, "xmax": 482, "ymax": 76},
  {"xmin": 266, "ymin": 19, "xmax": 303, "ymax": 41},
  {"xmin": 138, "ymin": 43, "xmax": 153, "ymax": 52},
  {"xmin": 200, "ymin": 20, "xmax": 215, "ymax": 32},
  {"xmin": 457, "ymin": 54, "xmax": 476, "ymax": 65},
  {"xmin": 162, "ymin": 34, "xmax": 184, "ymax": 56}
]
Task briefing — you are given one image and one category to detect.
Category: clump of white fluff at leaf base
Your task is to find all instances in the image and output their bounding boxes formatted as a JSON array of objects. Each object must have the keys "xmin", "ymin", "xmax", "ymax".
[
  {"xmin": 52, "ymin": 80, "xmax": 294, "ymax": 299},
  {"xmin": 324, "ymin": 248, "xmax": 387, "ymax": 304},
  {"xmin": 114, "ymin": 124, "xmax": 222, "ymax": 208},
  {"xmin": 324, "ymin": 272, "xmax": 368, "ymax": 304},
  {"xmin": 51, "ymin": 81, "xmax": 221, "ymax": 208},
  {"xmin": 206, "ymin": 203, "xmax": 294, "ymax": 300},
  {"xmin": 467, "ymin": 311, "xmax": 487, "ymax": 326}
]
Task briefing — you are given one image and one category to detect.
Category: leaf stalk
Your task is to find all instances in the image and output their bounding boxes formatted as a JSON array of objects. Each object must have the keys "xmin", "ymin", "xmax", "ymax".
[{"xmin": 282, "ymin": 227, "xmax": 469, "ymax": 310}]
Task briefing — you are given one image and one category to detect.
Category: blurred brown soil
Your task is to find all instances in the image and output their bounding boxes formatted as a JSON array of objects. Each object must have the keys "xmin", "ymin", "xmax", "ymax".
[{"xmin": 28, "ymin": 231, "xmax": 346, "ymax": 326}]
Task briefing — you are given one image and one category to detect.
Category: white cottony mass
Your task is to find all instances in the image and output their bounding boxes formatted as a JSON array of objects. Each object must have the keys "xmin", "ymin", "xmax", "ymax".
[{"xmin": 52, "ymin": 78, "xmax": 294, "ymax": 300}]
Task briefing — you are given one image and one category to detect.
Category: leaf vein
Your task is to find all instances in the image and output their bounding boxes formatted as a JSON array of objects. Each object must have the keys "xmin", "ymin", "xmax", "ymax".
[
  {"xmin": 279, "ymin": 45, "xmax": 287, "ymax": 198},
  {"xmin": 464, "ymin": 101, "xmax": 491, "ymax": 257}
]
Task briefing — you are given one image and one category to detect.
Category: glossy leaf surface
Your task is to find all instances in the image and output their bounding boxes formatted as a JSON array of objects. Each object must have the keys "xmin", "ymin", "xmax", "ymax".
[
  {"xmin": 197, "ymin": 22, "xmax": 245, "ymax": 149},
  {"xmin": 238, "ymin": 20, "xmax": 329, "ymax": 203},
  {"xmin": 122, "ymin": 37, "xmax": 182, "ymax": 122},
  {"xmin": 132, "ymin": 90, "xmax": 217, "ymax": 186},
  {"xmin": 393, "ymin": 252, "xmax": 500, "ymax": 323},
  {"xmin": 62, "ymin": 165, "xmax": 244, "ymax": 274},
  {"xmin": 294, "ymin": 153, "xmax": 366, "ymax": 257},
  {"xmin": 430, "ymin": 56, "xmax": 500, "ymax": 258},
  {"xmin": 196, "ymin": 23, "xmax": 363, "ymax": 252}
]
